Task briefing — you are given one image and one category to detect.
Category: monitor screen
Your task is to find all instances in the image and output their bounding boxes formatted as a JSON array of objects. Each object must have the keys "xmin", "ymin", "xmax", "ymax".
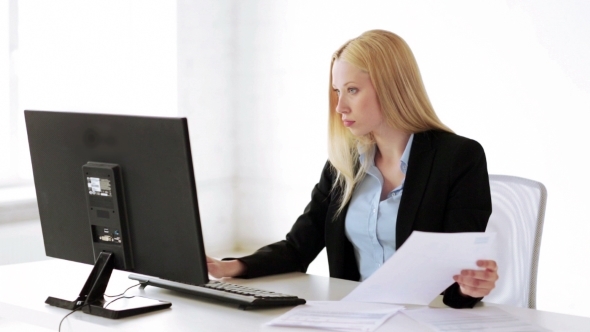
[{"xmin": 25, "ymin": 110, "xmax": 209, "ymax": 286}]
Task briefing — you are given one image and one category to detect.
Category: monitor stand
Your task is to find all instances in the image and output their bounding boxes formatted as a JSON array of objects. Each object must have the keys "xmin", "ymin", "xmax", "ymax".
[{"xmin": 45, "ymin": 251, "xmax": 171, "ymax": 319}]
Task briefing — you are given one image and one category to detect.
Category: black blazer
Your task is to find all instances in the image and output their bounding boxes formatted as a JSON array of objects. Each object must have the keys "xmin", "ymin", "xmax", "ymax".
[{"xmin": 237, "ymin": 130, "xmax": 492, "ymax": 308}]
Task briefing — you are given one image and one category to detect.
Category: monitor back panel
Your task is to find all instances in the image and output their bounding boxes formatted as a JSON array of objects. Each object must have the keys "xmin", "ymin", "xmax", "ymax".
[{"xmin": 25, "ymin": 110, "xmax": 208, "ymax": 286}]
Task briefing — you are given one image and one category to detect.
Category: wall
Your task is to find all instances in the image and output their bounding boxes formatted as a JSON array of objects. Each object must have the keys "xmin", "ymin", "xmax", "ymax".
[
  {"xmin": 177, "ymin": 0, "xmax": 236, "ymax": 253},
  {"xmin": 232, "ymin": 1, "xmax": 329, "ymax": 249},
  {"xmin": 15, "ymin": 0, "xmax": 177, "ymax": 177}
]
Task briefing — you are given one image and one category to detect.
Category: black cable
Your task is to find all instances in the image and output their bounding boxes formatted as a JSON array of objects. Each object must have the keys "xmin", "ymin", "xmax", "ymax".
[
  {"xmin": 58, "ymin": 303, "xmax": 89, "ymax": 332},
  {"xmin": 104, "ymin": 295, "xmax": 136, "ymax": 308},
  {"xmin": 58, "ymin": 283, "xmax": 144, "ymax": 331},
  {"xmin": 104, "ymin": 282, "xmax": 145, "ymax": 308},
  {"xmin": 104, "ymin": 282, "xmax": 142, "ymax": 297}
]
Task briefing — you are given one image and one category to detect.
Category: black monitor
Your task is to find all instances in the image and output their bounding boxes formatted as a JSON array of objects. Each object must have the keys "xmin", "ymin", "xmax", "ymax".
[{"xmin": 25, "ymin": 110, "xmax": 209, "ymax": 318}]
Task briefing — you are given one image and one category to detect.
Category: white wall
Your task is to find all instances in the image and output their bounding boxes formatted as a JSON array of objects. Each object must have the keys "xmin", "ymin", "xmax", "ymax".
[
  {"xmin": 230, "ymin": 0, "xmax": 590, "ymax": 318},
  {"xmin": 232, "ymin": 1, "xmax": 329, "ymax": 249},
  {"xmin": 177, "ymin": 0, "xmax": 236, "ymax": 252},
  {"xmin": 15, "ymin": 0, "xmax": 177, "ymax": 179},
  {"xmin": 0, "ymin": 2, "xmax": 10, "ymax": 181}
]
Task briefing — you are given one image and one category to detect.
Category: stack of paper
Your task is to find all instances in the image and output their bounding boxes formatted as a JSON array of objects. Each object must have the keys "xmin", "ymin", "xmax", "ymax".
[
  {"xmin": 403, "ymin": 306, "xmax": 549, "ymax": 332},
  {"xmin": 266, "ymin": 301, "xmax": 403, "ymax": 332}
]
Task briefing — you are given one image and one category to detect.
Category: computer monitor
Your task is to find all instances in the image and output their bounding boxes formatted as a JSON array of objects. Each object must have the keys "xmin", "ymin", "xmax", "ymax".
[{"xmin": 25, "ymin": 110, "xmax": 209, "ymax": 318}]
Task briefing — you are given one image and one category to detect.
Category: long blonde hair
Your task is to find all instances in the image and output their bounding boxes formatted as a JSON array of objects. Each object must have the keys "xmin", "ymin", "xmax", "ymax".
[{"xmin": 328, "ymin": 30, "xmax": 453, "ymax": 216}]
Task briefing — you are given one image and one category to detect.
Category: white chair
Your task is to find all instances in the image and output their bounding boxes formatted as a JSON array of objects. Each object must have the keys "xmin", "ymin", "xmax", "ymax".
[{"xmin": 484, "ymin": 175, "xmax": 547, "ymax": 309}]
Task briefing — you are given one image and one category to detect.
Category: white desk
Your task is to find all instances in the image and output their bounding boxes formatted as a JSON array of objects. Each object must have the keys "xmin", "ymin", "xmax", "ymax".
[{"xmin": 1, "ymin": 260, "xmax": 589, "ymax": 331}]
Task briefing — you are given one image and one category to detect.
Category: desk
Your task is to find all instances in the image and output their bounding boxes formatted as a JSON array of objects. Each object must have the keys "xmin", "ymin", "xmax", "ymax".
[{"xmin": 0, "ymin": 260, "xmax": 589, "ymax": 331}]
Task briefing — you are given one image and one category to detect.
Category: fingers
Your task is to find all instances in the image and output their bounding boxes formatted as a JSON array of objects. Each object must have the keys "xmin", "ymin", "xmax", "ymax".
[
  {"xmin": 453, "ymin": 273, "xmax": 496, "ymax": 290},
  {"xmin": 476, "ymin": 259, "xmax": 498, "ymax": 271},
  {"xmin": 206, "ymin": 256, "xmax": 225, "ymax": 279},
  {"xmin": 453, "ymin": 275, "xmax": 495, "ymax": 297},
  {"xmin": 458, "ymin": 284, "xmax": 491, "ymax": 298},
  {"xmin": 453, "ymin": 260, "xmax": 499, "ymax": 297},
  {"xmin": 458, "ymin": 268, "xmax": 498, "ymax": 281},
  {"xmin": 206, "ymin": 255, "xmax": 218, "ymax": 263},
  {"xmin": 206, "ymin": 257, "xmax": 246, "ymax": 279}
]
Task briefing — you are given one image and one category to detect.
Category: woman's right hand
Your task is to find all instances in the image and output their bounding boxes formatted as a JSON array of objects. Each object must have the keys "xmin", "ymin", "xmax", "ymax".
[{"xmin": 206, "ymin": 256, "xmax": 247, "ymax": 279}]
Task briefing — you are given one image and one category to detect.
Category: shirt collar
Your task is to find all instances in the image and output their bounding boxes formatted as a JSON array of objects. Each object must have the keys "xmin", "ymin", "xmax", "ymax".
[{"xmin": 400, "ymin": 134, "xmax": 413, "ymax": 174}]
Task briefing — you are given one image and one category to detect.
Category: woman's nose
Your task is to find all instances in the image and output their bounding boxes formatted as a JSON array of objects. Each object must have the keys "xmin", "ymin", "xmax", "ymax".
[{"xmin": 335, "ymin": 97, "xmax": 348, "ymax": 114}]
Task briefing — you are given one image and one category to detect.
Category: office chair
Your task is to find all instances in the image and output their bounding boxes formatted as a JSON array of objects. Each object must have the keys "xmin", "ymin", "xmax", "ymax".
[{"xmin": 483, "ymin": 175, "xmax": 547, "ymax": 309}]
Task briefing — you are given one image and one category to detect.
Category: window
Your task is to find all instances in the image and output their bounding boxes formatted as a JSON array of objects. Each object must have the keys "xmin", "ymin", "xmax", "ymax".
[
  {"xmin": 1, "ymin": 0, "xmax": 176, "ymax": 188},
  {"xmin": 0, "ymin": 1, "xmax": 19, "ymax": 186}
]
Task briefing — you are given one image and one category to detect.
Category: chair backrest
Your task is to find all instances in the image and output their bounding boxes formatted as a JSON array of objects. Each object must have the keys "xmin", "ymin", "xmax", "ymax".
[{"xmin": 483, "ymin": 175, "xmax": 547, "ymax": 309}]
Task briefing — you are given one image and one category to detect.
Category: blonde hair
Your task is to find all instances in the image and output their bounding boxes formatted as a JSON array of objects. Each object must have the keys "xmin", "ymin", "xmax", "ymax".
[{"xmin": 328, "ymin": 29, "xmax": 453, "ymax": 216}]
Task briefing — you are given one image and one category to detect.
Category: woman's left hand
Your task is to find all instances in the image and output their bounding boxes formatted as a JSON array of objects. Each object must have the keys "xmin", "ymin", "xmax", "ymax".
[{"xmin": 453, "ymin": 260, "xmax": 499, "ymax": 298}]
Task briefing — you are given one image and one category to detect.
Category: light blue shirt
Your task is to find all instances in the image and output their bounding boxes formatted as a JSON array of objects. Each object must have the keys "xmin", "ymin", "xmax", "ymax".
[{"xmin": 344, "ymin": 134, "xmax": 414, "ymax": 281}]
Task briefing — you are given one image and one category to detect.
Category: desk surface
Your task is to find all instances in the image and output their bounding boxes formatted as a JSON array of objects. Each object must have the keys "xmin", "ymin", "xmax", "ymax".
[{"xmin": 0, "ymin": 260, "xmax": 588, "ymax": 332}]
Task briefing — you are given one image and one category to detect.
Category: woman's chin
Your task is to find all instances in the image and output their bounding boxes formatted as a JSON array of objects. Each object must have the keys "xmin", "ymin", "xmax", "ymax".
[{"xmin": 347, "ymin": 128, "xmax": 369, "ymax": 137}]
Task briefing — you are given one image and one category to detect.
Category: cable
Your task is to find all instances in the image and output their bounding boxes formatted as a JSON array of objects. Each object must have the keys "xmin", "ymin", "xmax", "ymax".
[
  {"xmin": 104, "ymin": 282, "xmax": 142, "ymax": 297},
  {"xmin": 58, "ymin": 303, "xmax": 89, "ymax": 332},
  {"xmin": 104, "ymin": 295, "xmax": 135, "ymax": 308},
  {"xmin": 103, "ymin": 282, "xmax": 145, "ymax": 308},
  {"xmin": 58, "ymin": 283, "xmax": 144, "ymax": 331}
]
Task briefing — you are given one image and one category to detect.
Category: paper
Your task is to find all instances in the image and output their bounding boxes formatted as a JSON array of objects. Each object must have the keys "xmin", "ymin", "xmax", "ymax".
[
  {"xmin": 266, "ymin": 301, "xmax": 404, "ymax": 332},
  {"xmin": 403, "ymin": 306, "xmax": 549, "ymax": 332},
  {"xmin": 342, "ymin": 231, "xmax": 495, "ymax": 305}
]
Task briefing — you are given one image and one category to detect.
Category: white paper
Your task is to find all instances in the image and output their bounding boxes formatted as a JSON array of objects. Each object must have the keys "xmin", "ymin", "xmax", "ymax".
[
  {"xmin": 403, "ymin": 306, "xmax": 550, "ymax": 332},
  {"xmin": 266, "ymin": 301, "xmax": 404, "ymax": 332},
  {"xmin": 342, "ymin": 231, "xmax": 495, "ymax": 305}
]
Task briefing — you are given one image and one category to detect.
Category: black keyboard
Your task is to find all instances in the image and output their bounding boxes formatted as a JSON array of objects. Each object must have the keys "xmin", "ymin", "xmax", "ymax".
[{"xmin": 128, "ymin": 274, "xmax": 306, "ymax": 310}]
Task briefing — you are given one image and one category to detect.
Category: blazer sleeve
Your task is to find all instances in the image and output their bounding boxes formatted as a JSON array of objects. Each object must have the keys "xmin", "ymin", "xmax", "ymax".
[
  {"xmin": 234, "ymin": 161, "xmax": 335, "ymax": 278},
  {"xmin": 441, "ymin": 138, "xmax": 492, "ymax": 308}
]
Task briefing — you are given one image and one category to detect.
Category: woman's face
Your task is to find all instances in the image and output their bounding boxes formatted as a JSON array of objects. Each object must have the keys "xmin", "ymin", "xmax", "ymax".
[{"xmin": 331, "ymin": 59, "xmax": 385, "ymax": 137}]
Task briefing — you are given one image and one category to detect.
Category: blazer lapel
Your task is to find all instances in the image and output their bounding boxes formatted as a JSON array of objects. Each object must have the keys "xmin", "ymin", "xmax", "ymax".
[{"xmin": 396, "ymin": 131, "xmax": 435, "ymax": 248}]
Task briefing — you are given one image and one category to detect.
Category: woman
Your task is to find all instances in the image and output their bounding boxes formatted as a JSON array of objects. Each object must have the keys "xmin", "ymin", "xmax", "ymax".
[{"xmin": 208, "ymin": 30, "xmax": 498, "ymax": 308}]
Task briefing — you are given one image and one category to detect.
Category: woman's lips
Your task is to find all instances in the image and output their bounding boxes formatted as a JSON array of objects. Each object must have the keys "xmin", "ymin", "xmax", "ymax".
[{"xmin": 343, "ymin": 120, "xmax": 355, "ymax": 127}]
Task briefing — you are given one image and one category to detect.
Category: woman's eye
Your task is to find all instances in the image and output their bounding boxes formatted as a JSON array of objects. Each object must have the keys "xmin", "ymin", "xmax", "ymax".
[
  {"xmin": 348, "ymin": 88, "xmax": 358, "ymax": 94},
  {"xmin": 333, "ymin": 89, "xmax": 340, "ymax": 95}
]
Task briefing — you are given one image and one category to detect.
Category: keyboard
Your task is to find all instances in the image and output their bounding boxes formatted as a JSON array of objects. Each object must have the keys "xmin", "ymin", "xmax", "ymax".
[{"xmin": 128, "ymin": 274, "xmax": 306, "ymax": 310}]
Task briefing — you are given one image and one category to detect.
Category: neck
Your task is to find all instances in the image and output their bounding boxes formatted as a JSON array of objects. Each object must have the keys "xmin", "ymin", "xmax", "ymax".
[{"xmin": 373, "ymin": 128, "xmax": 411, "ymax": 164}]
